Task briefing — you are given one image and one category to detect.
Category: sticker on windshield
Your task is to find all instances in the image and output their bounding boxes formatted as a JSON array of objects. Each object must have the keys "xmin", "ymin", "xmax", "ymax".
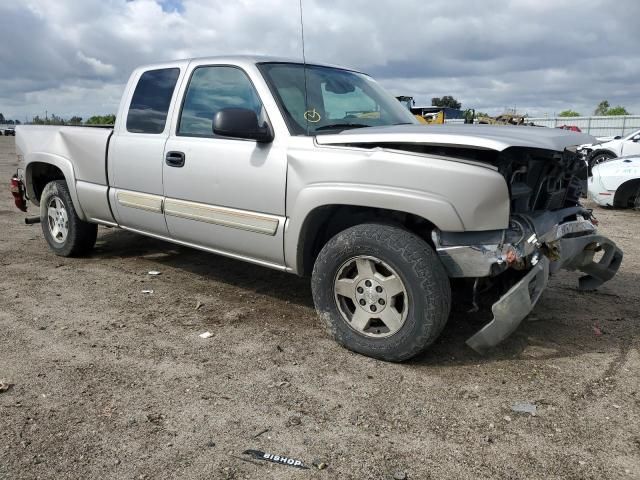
[{"xmin": 304, "ymin": 108, "xmax": 321, "ymax": 123}]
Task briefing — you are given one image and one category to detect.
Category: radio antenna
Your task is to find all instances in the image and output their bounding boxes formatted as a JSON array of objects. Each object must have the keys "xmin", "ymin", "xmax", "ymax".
[{"xmin": 298, "ymin": 0, "xmax": 310, "ymax": 134}]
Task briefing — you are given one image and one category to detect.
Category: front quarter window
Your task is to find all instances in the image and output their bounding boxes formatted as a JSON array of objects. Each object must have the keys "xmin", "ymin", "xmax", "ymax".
[{"xmin": 258, "ymin": 63, "xmax": 416, "ymax": 135}]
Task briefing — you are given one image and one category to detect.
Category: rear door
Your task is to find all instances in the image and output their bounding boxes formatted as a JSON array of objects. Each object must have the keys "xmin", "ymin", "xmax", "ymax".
[
  {"xmin": 108, "ymin": 64, "xmax": 185, "ymax": 236},
  {"xmin": 161, "ymin": 62, "xmax": 287, "ymax": 267}
]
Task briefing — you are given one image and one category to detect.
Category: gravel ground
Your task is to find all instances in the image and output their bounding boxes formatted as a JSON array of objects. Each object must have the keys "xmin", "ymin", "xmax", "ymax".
[{"xmin": 0, "ymin": 135, "xmax": 638, "ymax": 479}]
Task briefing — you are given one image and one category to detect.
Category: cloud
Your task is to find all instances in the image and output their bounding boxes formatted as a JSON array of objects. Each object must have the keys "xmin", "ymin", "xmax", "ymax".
[
  {"xmin": 0, "ymin": 0, "xmax": 638, "ymax": 120},
  {"xmin": 76, "ymin": 52, "xmax": 116, "ymax": 77}
]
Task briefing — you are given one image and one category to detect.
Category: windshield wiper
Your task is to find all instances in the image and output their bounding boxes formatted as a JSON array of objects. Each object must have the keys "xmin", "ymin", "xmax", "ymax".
[{"xmin": 315, "ymin": 123, "xmax": 371, "ymax": 132}]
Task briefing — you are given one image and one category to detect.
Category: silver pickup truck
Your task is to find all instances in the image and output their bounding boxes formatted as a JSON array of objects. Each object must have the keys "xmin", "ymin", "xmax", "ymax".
[{"xmin": 10, "ymin": 55, "xmax": 622, "ymax": 361}]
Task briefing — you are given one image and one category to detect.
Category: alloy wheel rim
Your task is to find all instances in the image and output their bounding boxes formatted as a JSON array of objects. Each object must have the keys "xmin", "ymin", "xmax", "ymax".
[
  {"xmin": 334, "ymin": 255, "xmax": 409, "ymax": 338},
  {"xmin": 47, "ymin": 196, "xmax": 69, "ymax": 244}
]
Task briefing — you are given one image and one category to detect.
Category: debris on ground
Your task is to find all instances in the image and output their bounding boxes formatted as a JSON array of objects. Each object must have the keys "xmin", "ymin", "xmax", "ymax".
[
  {"xmin": 141, "ymin": 289, "xmax": 154, "ymax": 294},
  {"xmin": 253, "ymin": 427, "xmax": 271, "ymax": 438},
  {"xmin": 312, "ymin": 459, "xmax": 328, "ymax": 470},
  {"xmin": 503, "ymin": 415, "xmax": 512, "ymax": 422},
  {"xmin": 195, "ymin": 301, "xmax": 203, "ymax": 310},
  {"xmin": 511, "ymin": 402, "xmax": 537, "ymax": 416},
  {"xmin": 0, "ymin": 382, "xmax": 14, "ymax": 393},
  {"xmin": 199, "ymin": 331, "xmax": 213, "ymax": 339},
  {"xmin": 268, "ymin": 380, "xmax": 291, "ymax": 388},
  {"xmin": 593, "ymin": 324, "xmax": 603, "ymax": 336},
  {"xmin": 392, "ymin": 471, "xmax": 407, "ymax": 480},
  {"xmin": 242, "ymin": 449, "xmax": 309, "ymax": 469},
  {"xmin": 147, "ymin": 271, "xmax": 161, "ymax": 276},
  {"xmin": 286, "ymin": 416, "xmax": 302, "ymax": 427}
]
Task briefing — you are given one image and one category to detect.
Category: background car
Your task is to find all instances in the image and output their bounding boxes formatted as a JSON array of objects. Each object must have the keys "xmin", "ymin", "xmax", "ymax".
[
  {"xmin": 588, "ymin": 155, "xmax": 640, "ymax": 209},
  {"xmin": 583, "ymin": 129, "xmax": 640, "ymax": 171}
]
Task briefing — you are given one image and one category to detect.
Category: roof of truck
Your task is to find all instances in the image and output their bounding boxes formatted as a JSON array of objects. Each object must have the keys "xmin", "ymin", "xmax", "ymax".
[{"xmin": 135, "ymin": 55, "xmax": 359, "ymax": 73}]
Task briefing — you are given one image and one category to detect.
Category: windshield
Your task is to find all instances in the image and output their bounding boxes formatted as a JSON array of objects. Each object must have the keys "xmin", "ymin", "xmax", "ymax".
[
  {"xmin": 258, "ymin": 63, "xmax": 417, "ymax": 135},
  {"xmin": 626, "ymin": 129, "xmax": 640, "ymax": 140}
]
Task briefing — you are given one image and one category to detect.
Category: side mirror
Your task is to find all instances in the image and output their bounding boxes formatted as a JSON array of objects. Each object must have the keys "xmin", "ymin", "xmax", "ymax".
[
  {"xmin": 632, "ymin": 134, "xmax": 640, "ymax": 142},
  {"xmin": 213, "ymin": 108, "xmax": 273, "ymax": 143}
]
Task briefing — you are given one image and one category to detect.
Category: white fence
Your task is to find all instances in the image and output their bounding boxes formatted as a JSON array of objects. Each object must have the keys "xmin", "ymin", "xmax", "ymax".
[
  {"xmin": 527, "ymin": 116, "xmax": 640, "ymax": 138},
  {"xmin": 444, "ymin": 115, "xmax": 640, "ymax": 138}
]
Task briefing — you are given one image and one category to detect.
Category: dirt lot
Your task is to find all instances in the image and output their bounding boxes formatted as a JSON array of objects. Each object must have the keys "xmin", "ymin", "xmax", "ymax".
[{"xmin": 0, "ymin": 135, "xmax": 638, "ymax": 480}]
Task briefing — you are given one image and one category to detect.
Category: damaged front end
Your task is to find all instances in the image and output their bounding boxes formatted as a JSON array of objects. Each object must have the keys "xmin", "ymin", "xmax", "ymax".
[
  {"xmin": 433, "ymin": 209, "xmax": 622, "ymax": 353},
  {"xmin": 433, "ymin": 144, "xmax": 623, "ymax": 353}
]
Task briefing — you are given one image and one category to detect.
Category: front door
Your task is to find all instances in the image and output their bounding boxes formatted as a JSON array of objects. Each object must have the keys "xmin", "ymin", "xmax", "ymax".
[{"xmin": 162, "ymin": 65, "xmax": 287, "ymax": 267}]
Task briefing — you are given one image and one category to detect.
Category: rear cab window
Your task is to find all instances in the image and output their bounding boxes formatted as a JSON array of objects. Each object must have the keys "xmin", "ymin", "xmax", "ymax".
[{"xmin": 126, "ymin": 68, "xmax": 180, "ymax": 134}]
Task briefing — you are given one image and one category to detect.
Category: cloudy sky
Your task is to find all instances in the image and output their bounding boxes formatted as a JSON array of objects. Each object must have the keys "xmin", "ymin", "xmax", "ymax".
[{"xmin": 1, "ymin": 0, "xmax": 638, "ymax": 121}]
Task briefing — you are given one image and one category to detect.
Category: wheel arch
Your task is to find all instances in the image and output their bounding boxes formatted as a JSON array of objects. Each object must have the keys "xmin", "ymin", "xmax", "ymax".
[
  {"xmin": 589, "ymin": 148, "xmax": 617, "ymax": 162},
  {"xmin": 293, "ymin": 204, "xmax": 439, "ymax": 277},
  {"xmin": 613, "ymin": 177, "xmax": 640, "ymax": 208},
  {"xmin": 24, "ymin": 153, "xmax": 86, "ymax": 220}
]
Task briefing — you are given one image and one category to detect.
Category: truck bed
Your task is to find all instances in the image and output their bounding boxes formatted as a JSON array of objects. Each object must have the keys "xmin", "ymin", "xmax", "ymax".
[{"xmin": 16, "ymin": 125, "xmax": 113, "ymax": 187}]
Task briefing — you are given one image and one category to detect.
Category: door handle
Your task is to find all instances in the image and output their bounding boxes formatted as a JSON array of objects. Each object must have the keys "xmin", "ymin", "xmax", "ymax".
[{"xmin": 166, "ymin": 151, "xmax": 185, "ymax": 167}]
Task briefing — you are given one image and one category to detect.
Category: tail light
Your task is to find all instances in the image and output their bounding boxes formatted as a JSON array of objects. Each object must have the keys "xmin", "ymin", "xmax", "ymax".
[{"xmin": 10, "ymin": 175, "xmax": 27, "ymax": 212}]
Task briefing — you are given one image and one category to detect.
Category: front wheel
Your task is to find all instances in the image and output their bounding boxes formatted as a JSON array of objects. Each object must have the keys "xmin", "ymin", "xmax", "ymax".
[
  {"xmin": 40, "ymin": 180, "xmax": 97, "ymax": 257},
  {"xmin": 589, "ymin": 151, "xmax": 616, "ymax": 172},
  {"xmin": 311, "ymin": 223, "xmax": 451, "ymax": 362}
]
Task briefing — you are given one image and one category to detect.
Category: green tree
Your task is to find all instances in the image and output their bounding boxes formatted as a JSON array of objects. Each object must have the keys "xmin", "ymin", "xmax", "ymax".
[
  {"xmin": 431, "ymin": 96, "xmax": 462, "ymax": 109},
  {"xmin": 85, "ymin": 114, "xmax": 116, "ymax": 125},
  {"xmin": 594, "ymin": 100, "xmax": 610, "ymax": 116},
  {"xmin": 68, "ymin": 116, "xmax": 83, "ymax": 125},
  {"xmin": 606, "ymin": 106, "xmax": 630, "ymax": 116},
  {"xmin": 0, "ymin": 113, "xmax": 5, "ymax": 124},
  {"xmin": 593, "ymin": 100, "xmax": 630, "ymax": 116},
  {"xmin": 559, "ymin": 110, "xmax": 581, "ymax": 117}
]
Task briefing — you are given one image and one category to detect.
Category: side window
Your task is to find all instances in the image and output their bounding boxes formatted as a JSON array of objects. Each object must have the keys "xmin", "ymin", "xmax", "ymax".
[
  {"xmin": 178, "ymin": 66, "xmax": 262, "ymax": 137},
  {"xmin": 126, "ymin": 68, "xmax": 180, "ymax": 134}
]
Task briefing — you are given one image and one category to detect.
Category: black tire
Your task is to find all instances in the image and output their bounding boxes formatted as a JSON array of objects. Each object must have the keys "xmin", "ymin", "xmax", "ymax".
[
  {"xmin": 311, "ymin": 223, "xmax": 451, "ymax": 362},
  {"xmin": 40, "ymin": 180, "xmax": 97, "ymax": 257}
]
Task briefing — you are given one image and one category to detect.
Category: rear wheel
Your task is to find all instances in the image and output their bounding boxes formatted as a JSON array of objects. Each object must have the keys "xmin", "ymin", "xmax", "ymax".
[
  {"xmin": 40, "ymin": 180, "xmax": 97, "ymax": 256},
  {"xmin": 311, "ymin": 223, "xmax": 451, "ymax": 362}
]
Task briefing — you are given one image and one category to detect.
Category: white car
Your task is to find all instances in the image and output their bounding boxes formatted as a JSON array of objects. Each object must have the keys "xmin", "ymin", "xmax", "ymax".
[
  {"xmin": 583, "ymin": 129, "xmax": 640, "ymax": 170},
  {"xmin": 588, "ymin": 155, "xmax": 640, "ymax": 208}
]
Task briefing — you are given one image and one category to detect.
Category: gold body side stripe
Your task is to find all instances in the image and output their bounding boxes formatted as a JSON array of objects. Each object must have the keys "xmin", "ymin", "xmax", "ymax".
[
  {"xmin": 164, "ymin": 198, "xmax": 279, "ymax": 236},
  {"xmin": 116, "ymin": 191, "xmax": 163, "ymax": 213}
]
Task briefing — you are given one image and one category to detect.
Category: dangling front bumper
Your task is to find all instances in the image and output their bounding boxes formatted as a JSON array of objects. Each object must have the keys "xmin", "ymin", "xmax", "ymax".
[{"xmin": 433, "ymin": 212, "xmax": 623, "ymax": 354}]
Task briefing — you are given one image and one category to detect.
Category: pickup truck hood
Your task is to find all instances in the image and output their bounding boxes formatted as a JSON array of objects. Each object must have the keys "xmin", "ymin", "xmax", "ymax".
[{"xmin": 315, "ymin": 124, "xmax": 595, "ymax": 153}]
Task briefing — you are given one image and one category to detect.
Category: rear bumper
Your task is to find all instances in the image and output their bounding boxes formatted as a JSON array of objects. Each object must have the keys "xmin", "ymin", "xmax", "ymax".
[
  {"xmin": 587, "ymin": 175, "xmax": 614, "ymax": 206},
  {"xmin": 465, "ymin": 232, "xmax": 622, "ymax": 353}
]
